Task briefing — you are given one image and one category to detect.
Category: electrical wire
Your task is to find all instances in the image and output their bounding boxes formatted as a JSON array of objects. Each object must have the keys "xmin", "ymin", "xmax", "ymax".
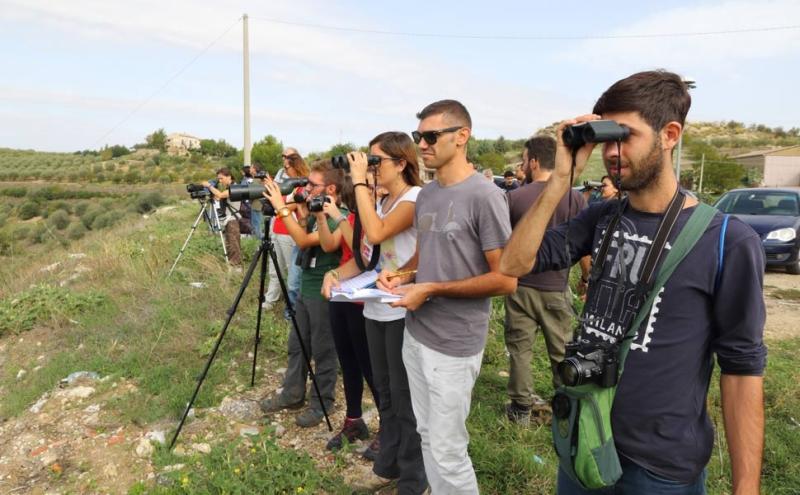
[
  {"xmin": 93, "ymin": 16, "xmax": 242, "ymax": 146},
  {"xmin": 249, "ymin": 17, "xmax": 800, "ymax": 41}
]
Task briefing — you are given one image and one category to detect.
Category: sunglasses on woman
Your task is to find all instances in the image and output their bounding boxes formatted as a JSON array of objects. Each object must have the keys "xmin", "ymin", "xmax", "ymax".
[{"xmin": 411, "ymin": 126, "xmax": 462, "ymax": 145}]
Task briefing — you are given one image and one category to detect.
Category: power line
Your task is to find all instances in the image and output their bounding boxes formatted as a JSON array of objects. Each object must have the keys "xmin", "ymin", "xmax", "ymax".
[
  {"xmin": 249, "ymin": 17, "xmax": 800, "ymax": 41},
  {"xmin": 94, "ymin": 17, "xmax": 242, "ymax": 146}
]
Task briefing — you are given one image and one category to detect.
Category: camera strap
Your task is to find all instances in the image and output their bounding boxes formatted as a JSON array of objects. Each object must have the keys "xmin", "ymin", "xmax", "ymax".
[{"xmin": 352, "ymin": 214, "xmax": 381, "ymax": 271}]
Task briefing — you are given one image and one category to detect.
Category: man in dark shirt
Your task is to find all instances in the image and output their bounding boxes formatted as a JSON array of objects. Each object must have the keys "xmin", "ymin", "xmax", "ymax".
[
  {"xmin": 500, "ymin": 169, "xmax": 520, "ymax": 192},
  {"xmin": 501, "ymin": 70, "xmax": 766, "ymax": 494},
  {"xmin": 504, "ymin": 135, "xmax": 590, "ymax": 424}
]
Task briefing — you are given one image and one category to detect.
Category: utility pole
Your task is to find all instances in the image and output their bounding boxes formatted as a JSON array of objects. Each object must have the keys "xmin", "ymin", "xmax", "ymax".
[
  {"xmin": 698, "ymin": 153, "xmax": 705, "ymax": 193},
  {"xmin": 676, "ymin": 77, "xmax": 696, "ymax": 181},
  {"xmin": 243, "ymin": 14, "xmax": 251, "ymax": 167}
]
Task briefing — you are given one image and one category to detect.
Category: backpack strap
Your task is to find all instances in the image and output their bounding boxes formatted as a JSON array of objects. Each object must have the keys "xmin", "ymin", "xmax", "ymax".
[
  {"xmin": 618, "ymin": 203, "xmax": 718, "ymax": 370},
  {"xmin": 716, "ymin": 214, "xmax": 730, "ymax": 290}
]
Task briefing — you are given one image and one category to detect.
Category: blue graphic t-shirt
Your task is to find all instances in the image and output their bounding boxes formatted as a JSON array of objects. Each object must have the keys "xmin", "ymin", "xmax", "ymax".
[{"xmin": 535, "ymin": 199, "xmax": 767, "ymax": 483}]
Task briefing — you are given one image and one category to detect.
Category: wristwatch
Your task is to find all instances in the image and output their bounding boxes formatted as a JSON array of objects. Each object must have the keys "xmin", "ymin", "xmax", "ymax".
[{"xmin": 278, "ymin": 206, "xmax": 291, "ymax": 218}]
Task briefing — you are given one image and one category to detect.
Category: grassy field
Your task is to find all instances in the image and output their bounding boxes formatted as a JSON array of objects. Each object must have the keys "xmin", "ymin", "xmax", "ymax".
[{"xmin": 0, "ymin": 200, "xmax": 797, "ymax": 493}]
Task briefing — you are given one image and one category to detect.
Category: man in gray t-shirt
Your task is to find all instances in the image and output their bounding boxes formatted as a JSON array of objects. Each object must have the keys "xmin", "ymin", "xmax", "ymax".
[{"xmin": 378, "ymin": 100, "xmax": 516, "ymax": 494}]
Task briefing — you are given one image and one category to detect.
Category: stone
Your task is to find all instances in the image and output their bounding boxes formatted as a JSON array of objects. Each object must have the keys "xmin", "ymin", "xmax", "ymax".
[
  {"xmin": 191, "ymin": 443, "xmax": 211, "ymax": 454},
  {"xmin": 60, "ymin": 371, "xmax": 100, "ymax": 386},
  {"xmin": 83, "ymin": 404, "xmax": 101, "ymax": 413},
  {"xmin": 145, "ymin": 430, "xmax": 166, "ymax": 445},
  {"xmin": 162, "ymin": 463, "xmax": 185, "ymax": 472},
  {"xmin": 29, "ymin": 395, "xmax": 49, "ymax": 414},
  {"xmin": 218, "ymin": 397, "xmax": 261, "ymax": 422},
  {"xmin": 107, "ymin": 433, "xmax": 125, "ymax": 446},
  {"xmin": 498, "ymin": 370, "xmax": 510, "ymax": 378},
  {"xmin": 239, "ymin": 426, "xmax": 259, "ymax": 437},
  {"xmin": 63, "ymin": 386, "xmax": 95, "ymax": 399},
  {"xmin": 40, "ymin": 450, "xmax": 59, "ymax": 466},
  {"xmin": 274, "ymin": 424, "xmax": 286, "ymax": 438},
  {"xmin": 16, "ymin": 369, "xmax": 26, "ymax": 380},
  {"xmin": 103, "ymin": 464, "xmax": 118, "ymax": 478},
  {"xmin": 135, "ymin": 438, "xmax": 154, "ymax": 458}
]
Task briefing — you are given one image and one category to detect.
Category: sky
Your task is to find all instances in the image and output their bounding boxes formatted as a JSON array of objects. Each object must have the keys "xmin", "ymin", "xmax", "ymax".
[{"xmin": 1, "ymin": 0, "xmax": 798, "ymax": 154}]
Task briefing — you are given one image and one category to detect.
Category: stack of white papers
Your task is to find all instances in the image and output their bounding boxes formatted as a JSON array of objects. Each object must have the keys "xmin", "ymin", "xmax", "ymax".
[{"xmin": 330, "ymin": 270, "xmax": 402, "ymax": 303}]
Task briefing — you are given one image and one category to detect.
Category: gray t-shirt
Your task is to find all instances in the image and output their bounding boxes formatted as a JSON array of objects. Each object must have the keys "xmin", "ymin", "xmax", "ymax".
[{"xmin": 405, "ymin": 172, "xmax": 512, "ymax": 357}]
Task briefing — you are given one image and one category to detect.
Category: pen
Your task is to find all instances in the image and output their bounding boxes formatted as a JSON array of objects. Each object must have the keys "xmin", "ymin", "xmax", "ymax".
[{"xmin": 388, "ymin": 269, "xmax": 417, "ymax": 280}]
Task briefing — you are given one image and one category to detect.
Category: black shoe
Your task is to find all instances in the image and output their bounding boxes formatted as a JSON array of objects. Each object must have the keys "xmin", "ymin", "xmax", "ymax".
[
  {"xmin": 326, "ymin": 417, "xmax": 369, "ymax": 451},
  {"xmin": 506, "ymin": 401, "xmax": 532, "ymax": 424},
  {"xmin": 259, "ymin": 396, "xmax": 304, "ymax": 414}
]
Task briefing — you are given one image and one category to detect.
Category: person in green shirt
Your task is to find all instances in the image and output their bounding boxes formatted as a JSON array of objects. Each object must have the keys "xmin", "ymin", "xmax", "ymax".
[{"xmin": 257, "ymin": 160, "xmax": 347, "ymax": 428}]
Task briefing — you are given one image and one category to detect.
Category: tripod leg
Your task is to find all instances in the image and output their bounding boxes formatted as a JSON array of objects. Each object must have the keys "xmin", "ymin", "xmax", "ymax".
[
  {"xmin": 170, "ymin": 242, "xmax": 265, "ymax": 449},
  {"xmin": 267, "ymin": 242, "xmax": 333, "ymax": 432},
  {"xmin": 168, "ymin": 205, "xmax": 207, "ymax": 277},
  {"xmin": 211, "ymin": 204, "xmax": 229, "ymax": 263},
  {"xmin": 251, "ymin": 240, "xmax": 269, "ymax": 387}
]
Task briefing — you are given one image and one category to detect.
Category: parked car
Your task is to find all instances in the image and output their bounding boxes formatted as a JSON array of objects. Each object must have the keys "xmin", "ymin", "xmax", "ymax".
[{"xmin": 714, "ymin": 187, "xmax": 800, "ymax": 274}]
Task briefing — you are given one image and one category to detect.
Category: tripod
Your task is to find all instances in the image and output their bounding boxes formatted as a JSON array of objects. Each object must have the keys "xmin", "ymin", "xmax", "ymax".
[
  {"xmin": 170, "ymin": 211, "xmax": 333, "ymax": 448},
  {"xmin": 168, "ymin": 198, "xmax": 229, "ymax": 277}
]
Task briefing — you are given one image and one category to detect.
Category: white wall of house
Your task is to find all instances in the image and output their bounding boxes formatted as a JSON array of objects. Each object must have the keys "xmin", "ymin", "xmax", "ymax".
[{"xmin": 764, "ymin": 156, "xmax": 800, "ymax": 187}]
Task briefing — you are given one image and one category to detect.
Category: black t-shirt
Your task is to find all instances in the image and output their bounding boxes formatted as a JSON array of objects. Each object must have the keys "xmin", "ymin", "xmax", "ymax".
[{"xmin": 535, "ymin": 199, "xmax": 767, "ymax": 482}]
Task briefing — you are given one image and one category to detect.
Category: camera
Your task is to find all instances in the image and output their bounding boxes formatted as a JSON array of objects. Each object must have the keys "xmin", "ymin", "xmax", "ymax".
[
  {"xmin": 228, "ymin": 177, "xmax": 309, "ymax": 202},
  {"xmin": 293, "ymin": 190, "xmax": 309, "ymax": 204},
  {"xmin": 254, "ymin": 170, "xmax": 269, "ymax": 180},
  {"xmin": 186, "ymin": 179, "xmax": 217, "ymax": 200},
  {"xmin": 582, "ymin": 180, "xmax": 604, "ymax": 191},
  {"xmin": 307, "ymin": 194, "xmax": 331, "ymax": 213},
  {"xmin": 557, "ymin": 338, "xmax": 619, "ymax": 388},
  {"xmin": 562, "ymin": 120, "xmax": 630, "ymax": 150},
  {"xmin": 331, "ymin": 154, "xmax": 381, "ymax": 172}
]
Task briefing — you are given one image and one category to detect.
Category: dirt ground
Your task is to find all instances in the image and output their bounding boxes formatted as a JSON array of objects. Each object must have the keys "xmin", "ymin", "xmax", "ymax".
[
  {"xmin": 0, "ymin": 272, "xmax": 797, "ymax": 494},
  {"xmin": 762, "ymin": 271, "xmax": 800, "ymax": 340}
]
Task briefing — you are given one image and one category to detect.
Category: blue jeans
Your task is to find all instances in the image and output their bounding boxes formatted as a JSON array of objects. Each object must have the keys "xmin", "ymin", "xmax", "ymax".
[
  {"xmin": 251, "ymin": 210, "xmax": 264, "ymax": 240},
  {"xmin": 287, "ymin": 245, "xmax": 301, "ymax": 309},
  {"xmin": 557, "ymin": 459, "xmax": 707, "ymax": 495}
]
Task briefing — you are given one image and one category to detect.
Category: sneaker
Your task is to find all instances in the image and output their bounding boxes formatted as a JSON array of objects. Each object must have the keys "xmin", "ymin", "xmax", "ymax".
[
  {"xmin": 506, "ymin": 401, "xmax": 532, "ymax": 425},
  {"xmin": 262, "ymin": 301, "xmax": 276, "ymax": 311},
  {"xmin": 349, "ymin": 465, "xmax": 394, "ymax": 492},
  {"xmin": 295, "ymin": 407, "xmax": 325, "ymax": 428},
  {"xmin": 326, "ymin": 417, "xmax": 369, "ymax": 451},
  {"xmin": 362, "ymin": 435, "xmax": 380, "ymax": 462},
  {"xmin": 259, "ymin": 395, "xmax": 304, "ymax": 414}
]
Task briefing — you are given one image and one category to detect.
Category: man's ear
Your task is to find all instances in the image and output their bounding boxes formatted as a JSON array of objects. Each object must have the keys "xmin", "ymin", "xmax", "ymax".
[
  {"xmin": 661, "ymin": 121, "xmax": 682, "ymax": 151},
  {"xmin": 455, "ymin": 127, "xmax": 471, "ymax": 147}
]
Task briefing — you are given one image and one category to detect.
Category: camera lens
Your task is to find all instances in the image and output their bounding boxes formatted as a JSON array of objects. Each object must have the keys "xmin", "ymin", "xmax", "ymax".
[{"xmin": 558, "ymin": 358, "xmax": 583, "ymax": 387}]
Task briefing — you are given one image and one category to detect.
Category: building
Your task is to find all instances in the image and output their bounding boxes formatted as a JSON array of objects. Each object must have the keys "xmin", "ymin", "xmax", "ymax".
[
  {"xmin": 732, "ymin": 146, "xmax": 800, "ymax": 187},
  {"xmin": 166, "ymin": 133, "xmax": 201, "ymax": 156}
]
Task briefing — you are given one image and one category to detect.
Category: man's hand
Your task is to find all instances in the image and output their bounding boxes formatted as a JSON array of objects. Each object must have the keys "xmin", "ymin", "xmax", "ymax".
[
  {"xmin": 377, "ymin": 270, "xmax": 411, "ymax": 292},
  {"xmin": 346, "ymin": 151, "xmax": 371, "ymax": 183},
  {"xmin": 321, "ymin": 196, "xmax": 340, "ymax": 219},
  {"xmin": 553, "ymin": 114, "xmax": 602, "ymax": 182},
  {"xmin": 389, "ymin": 283, "xmax": 432, "ymax": 311}
]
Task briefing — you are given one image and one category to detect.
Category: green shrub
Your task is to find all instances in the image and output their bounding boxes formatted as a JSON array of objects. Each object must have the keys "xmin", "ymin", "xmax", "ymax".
[
  {"xmin": 1, "ymin": 187, "xmax": 27, "ymax": 198},
  {"xmin": 80, "ymin": 206, "xmax": 103, "ymax": 229},
  {"xmin": 66, "ymin": 221, "xmax": 87, "ymax": 240},
  {"xmin": 135, "ymin": 191, "xmax": 166, "ymax": 214},
  {"xmin": 29, "ymin": 224, "xmax": 48, "ymax": 244},
  {"xmin": 18, "ymin": 201, "xmax": 40, "ymax": 220},
  {"xmin": 91, "ymin": 211, "xmax": 117, "ymax": 230},
  {"xmin": 74, "ymin": 201, "xmax": 90, "ymax": 216},
  {"xmin": 47, "ymin": 210, "xmax": 70, "ymax": 230}
]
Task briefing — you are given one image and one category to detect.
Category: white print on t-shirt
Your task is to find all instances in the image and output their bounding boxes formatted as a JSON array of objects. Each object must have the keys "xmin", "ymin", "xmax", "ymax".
[
  {"xmin": 418, "ymin": 201, "xmax": 461, "ymax": 236},
  {"xmin": 582, "ymin": 225, "xmax": 672, "ymax": 353}
]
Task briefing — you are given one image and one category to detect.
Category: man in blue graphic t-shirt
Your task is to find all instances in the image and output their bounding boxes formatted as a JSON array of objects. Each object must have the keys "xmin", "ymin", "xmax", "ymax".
[{"xmin": 501, "ymin": 70, "xmax": 766, "ymax": 494}]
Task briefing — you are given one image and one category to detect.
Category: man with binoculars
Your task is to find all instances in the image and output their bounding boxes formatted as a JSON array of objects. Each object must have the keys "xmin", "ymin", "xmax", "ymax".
[{"xmin": 501, "ymin": 70, "xmax": 766, "ymax": 494}]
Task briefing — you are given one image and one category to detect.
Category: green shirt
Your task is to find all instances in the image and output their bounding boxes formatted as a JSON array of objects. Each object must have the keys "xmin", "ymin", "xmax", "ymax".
[{"xmin": 299, "ymin": 207, "xmax": 348, "ymax": 299}]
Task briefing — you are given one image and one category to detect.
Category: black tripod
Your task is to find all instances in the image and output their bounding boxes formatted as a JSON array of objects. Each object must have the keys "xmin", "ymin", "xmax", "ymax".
[
  {"xmin": 168, "ymin": 198, "xmax": 229, "ymax": 277},
  {"xmin": 170, "ymin": 210, "xmax": 333, "ymax": 448}
]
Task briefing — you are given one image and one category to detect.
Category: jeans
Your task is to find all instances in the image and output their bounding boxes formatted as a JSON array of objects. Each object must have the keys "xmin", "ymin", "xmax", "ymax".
[
  {"xmin": 287, "ymin": 245, "xmax": 301, "ymax": 309},
  {"xmin": 329, "ymin": 302, "xmax": 378, "ymax": 418},
  {"xmin": 251, "ymin": 210, "xmax": 264, "ymax": 240},
  {"xmin": 279, "ymin": 296, "xmax": 337, "ymax": 411},
  {"xmin": 557, "ymin": 459, "xmax": 707, "ymax": 495},
  {"xmin": 403, "ymin": 329, "xmax": 483, "ymax": 495},
  {"xmin": 366, "ymin": 319, "xmax": 426, "ymax": 494},
  {"xmin": 265, "ymin": 233, "xmax": 296, "ymax": 304}
]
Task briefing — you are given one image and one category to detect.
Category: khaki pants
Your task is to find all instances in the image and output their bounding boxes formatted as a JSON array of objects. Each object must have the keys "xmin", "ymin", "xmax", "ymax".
[
  {"xmin": 223, "ymin": 220, "xmax": 241, "ymax": 266},
  {"xmin": 504, "ymin": 285, "xmax": 575, "ymax": 407}
]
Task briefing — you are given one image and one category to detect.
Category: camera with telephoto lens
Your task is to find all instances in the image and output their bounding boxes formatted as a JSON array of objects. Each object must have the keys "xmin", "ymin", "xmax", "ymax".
[
  {"xmin": 331, "ymin": 154, "xmax": 381, "ymax": 172},
  {"xmin": 253, "ymin": 170, "xmax": 269, "ymax": 180},
  {"xmin": 562, "ymin": 120, "xmax": 630, "ymax": 150},
  {"xmin": 582, "ymin": 180, "xmax": 604, "ymax": 191},
  {"xmin": 228, "ymin": 177, "xmax": 309, "ymax": 202},
  {"xmin": 557, "ymin": 338, "xmax": 619, "ymax": 388},
  {"xmin": 307, "ymin": 194, "xmax": 331, "ymax": 213},
  {"xmin": 186, "ymin": 179, "xmax": 217, "ymax": 200},
  {"xmin": 293, "ymin": 190, "xmax": 309, "ymax": 203}
]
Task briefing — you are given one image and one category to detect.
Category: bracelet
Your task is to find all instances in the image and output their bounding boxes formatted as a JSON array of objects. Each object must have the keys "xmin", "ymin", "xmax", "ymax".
[
  {"xmin": 328, "ymin": 269, "xmax": 339, "ymax": 280},
  {"xmin": 354, "ymin": 182, "xmax": 370, "ymax": 190},
  {"xmin": 334, "ymin": 215, "xmax": 348, "ymax": 226}
]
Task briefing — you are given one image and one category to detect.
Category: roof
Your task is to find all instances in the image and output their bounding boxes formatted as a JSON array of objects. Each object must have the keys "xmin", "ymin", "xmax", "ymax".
[
  {"xmin": 167, "ymin": 132, "xmax": 201, "ymax": 140},
  {"xmin": 732, "ymin": 145, "xmax": 800, "ymax": 159}
]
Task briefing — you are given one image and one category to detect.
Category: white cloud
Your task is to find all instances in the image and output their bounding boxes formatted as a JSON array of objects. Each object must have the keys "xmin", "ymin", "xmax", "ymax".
[{"xmin": 560, "ymin": 0, "xmax": 800, "ymax": 72}]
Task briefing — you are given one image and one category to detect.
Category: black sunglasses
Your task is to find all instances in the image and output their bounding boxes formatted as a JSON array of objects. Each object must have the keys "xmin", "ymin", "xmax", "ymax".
[{"xmin": 412, "ymin": 126, "xmax": 462, "ymax": 145}]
